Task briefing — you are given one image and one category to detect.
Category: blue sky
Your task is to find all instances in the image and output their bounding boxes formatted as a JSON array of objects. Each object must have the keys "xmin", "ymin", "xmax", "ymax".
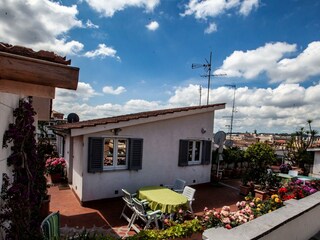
[{"xmin": 1, "ymin": 0, "xmax": 320, "ymax": 134}]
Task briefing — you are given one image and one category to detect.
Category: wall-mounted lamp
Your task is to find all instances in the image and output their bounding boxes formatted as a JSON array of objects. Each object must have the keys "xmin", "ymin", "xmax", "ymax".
[
  {"xmin": 201, "ymin": 128, "xmax": 207, "ymax": 134},
  {"xmin": 111, "ymin": 128, "xmax": 122, "ymax": 135}
]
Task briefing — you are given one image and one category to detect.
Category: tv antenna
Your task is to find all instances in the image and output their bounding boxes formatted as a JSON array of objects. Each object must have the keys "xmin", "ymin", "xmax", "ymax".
[
  {"xmin": 192, "ymin": 51, "xmax": 226, "ymax": 105},
  {"xmin": 225, "ymin": 84, "xmax": 236, "ymax": 139}
]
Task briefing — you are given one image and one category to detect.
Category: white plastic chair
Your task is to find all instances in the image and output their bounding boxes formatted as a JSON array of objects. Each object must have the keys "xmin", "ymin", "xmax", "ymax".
[
  {"xmin": 165, "ymin": 178, "xmax": 186, "ymax": 193},
  {"xmin": 182, "ymin": 186, "xmax": 196, "ymax": 215},
  {"xmin": 120, "ymin": 189, "xmax": 136, "ymax": 223},
  {"xmin": 128, "ymin": 198, "xmax": 162, "ymax": 232}
]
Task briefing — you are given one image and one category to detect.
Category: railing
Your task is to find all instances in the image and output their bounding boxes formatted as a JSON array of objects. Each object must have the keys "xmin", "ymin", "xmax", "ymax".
[{"xmin": 203, "ymin": 192, "xmax": 320, "ymax": 240}]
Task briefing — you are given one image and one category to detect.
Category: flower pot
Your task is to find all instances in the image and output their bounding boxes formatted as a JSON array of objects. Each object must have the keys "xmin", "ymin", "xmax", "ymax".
[
  {"xmin": 50, "ymin": 173, "xmax": 62, "ymax": 183},
  {"xmin": 40, "ymin": 195, "xmax": 51, "ymax": 219},
  {"xmin": 254, "ymin": 189, "xmax": 268, "ymax": 200},
  {"xmin": 239, "ymin": 185, "xmax": 251, "ymax": 196}
]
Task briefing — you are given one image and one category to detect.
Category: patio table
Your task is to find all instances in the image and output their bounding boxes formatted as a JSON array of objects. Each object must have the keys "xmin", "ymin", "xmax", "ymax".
[
  {"xmin": 138, "ymin": 186, "xmax": 188, "ymax": 213},
  {"xmin": 277, "ymin": 173, "xmax": 318, "ymax": 180}
]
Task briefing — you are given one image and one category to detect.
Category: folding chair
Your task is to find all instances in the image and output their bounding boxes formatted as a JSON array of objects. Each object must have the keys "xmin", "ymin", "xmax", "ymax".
[
  {"xmin": 120, "ymin": 189, "xmax": 137, "ymax": 223},
  {"xmin": 128, "ymin": 198, "xmax": 162, "ymax": 233},
  {"xmin": 41, "ymin": 211, "xmax": 60, "ymax": 240},
  {"xmin": 182, "ymin": 186, "xmax": 196, "ymax": 215},
  {"xmin": 165, "ymin": 178, "xmax": 186, "ymax": 193}
]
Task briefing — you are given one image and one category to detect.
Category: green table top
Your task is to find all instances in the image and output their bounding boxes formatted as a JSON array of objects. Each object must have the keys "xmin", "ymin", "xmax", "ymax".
[
  {"xmin": 277, "ymin": 173, "xmax": 319, "ymax": 180},
  {"xmin": 138, "ymin": 186, "xmax": 188, "ymax": 213}
]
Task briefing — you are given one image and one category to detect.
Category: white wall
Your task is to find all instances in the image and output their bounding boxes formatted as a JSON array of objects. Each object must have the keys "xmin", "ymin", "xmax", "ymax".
[
  {"xmin": 0, "ymin": 93, "xmax": 19, "ymax": 191},
  {"xmin": 71, "ymin": 111, "xmax": 214, "ymax": 202},
  {"xmin": 312, "ymin": 151, "xmax": 320, "ymax": 177}
]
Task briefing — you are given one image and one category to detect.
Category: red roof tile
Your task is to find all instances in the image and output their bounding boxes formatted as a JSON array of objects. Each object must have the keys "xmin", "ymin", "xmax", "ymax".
[
  {"xmin": 53, "ymin": 103, "xmax": 225, "ymax": 130},
  {"xmin": 0, "ymin": 42, "xmax": 71, "ymax": 65}
]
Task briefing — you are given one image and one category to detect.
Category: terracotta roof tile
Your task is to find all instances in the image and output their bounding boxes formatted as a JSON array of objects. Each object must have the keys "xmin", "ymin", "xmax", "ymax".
[
  {"xmin": 0, "ymin": 42, "xmax": 71, "ymax": 65},
  {"xmin": 54, "ymin": 103, "xmax": 225, "ymax": 130}
]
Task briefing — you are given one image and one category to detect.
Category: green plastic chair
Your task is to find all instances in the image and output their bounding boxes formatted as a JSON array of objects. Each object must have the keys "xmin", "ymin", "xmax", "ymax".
[{"xmin": 41, "ymin": 211, "xmax": 60, "ymax": 240}]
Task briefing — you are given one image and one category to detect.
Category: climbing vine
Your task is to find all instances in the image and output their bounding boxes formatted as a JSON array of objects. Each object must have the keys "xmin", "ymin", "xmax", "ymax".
[{"xmin": 1, "ymin": 97, "xmax": 47, "ymax": 239}]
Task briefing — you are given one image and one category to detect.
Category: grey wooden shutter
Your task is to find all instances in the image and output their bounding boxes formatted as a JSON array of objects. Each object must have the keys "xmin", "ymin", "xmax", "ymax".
[
  {"xmin": 201, "ymin": 140, "xmax": 212, "ymax": 165},
  {"xmin": 88, "ymin": 137, "xmax": 104, "ymax": 173},
  {"xmin": 178, "ymin": 140, "xmax": 189, "ymax": 166},
  {"xmin": 128, "ymin": 138, "xmax": 143, "ymax": 170}
]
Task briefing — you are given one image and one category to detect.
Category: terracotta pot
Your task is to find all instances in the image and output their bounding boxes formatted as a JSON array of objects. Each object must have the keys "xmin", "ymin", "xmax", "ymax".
[
  {"xmin": 50, "ymin": 173, "xmax": 62, "ymax": 183},
  {"xmin": 254, "ymin": 189, "xmax": 269, "ymax": 200},
  {"xmin": 239, "ymin": 185, "xmax": 251, "ymax": 196}
]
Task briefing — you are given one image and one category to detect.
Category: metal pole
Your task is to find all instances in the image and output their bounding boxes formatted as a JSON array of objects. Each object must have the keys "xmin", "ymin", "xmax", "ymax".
[
  {"xmin": 207, "ymin": 52, "xmax": 212, "ymax": 105},
  {"xmin": 229, "ymin": 85, "xmax": 236, "ymax": 139}
]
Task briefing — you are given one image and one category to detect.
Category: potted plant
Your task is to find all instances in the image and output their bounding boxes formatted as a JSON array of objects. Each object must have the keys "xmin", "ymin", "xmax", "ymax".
[
  {"xmin": 45, "ymin": 157, "xmax": 66, "ymax": 183},
  {"xmin": 239, "ymin": 171, "xmax": 253, "ymax": 196}
]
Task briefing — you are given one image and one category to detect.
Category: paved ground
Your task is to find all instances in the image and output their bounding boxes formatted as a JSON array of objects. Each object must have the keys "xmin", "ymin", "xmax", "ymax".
[{"xmin": 48, "ymin": 178, "xmax": 243, "ymax": 238}]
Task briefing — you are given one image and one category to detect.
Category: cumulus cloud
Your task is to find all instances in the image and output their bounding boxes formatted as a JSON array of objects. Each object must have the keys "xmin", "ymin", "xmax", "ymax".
[
  {"xmin": 239, "ymin": 0, "xmax": 259, "ymax": 16},
  {"xmin": 181, "ymin": 0, "xmax": 259, "ymax": 19},
  {"xmin": 0, "ymin": 0, "xmax": 83, "ymax": 56},
  {"xmin": 146, "ymin": 21, "xmax": 159, "ymax": 31},
  {"xmin": 214, "ymin": 42, "xmax": 297, "ymax": 79},
  {"xmin": 53, "ymin": 82, "xmax": 320, "ymax": 133},
  {"xmin": 86, "ymin": 19, "xmax": 99, "ymax": 29},
  {"xmin": 85, "ymin": 0, "xmax": 160, "ymax": 17},
  {"xmin": 102, "ymin": 86, "xmax": 126, "ymax": 95},
  {"xmin": 268, "ymin": 41, "xmax": 320, "ymax": 83},
  {"xmin": 84, "ymin": 43, "xmax": 121, "ymax": 61},
  {"xmin": 204, "ymin": 22, "xmax": 217, "ymax": 34},
  {"xmin": 215, "ymin": 41, "xmax": 320, "ymax": 84},
  {"xmin": 55, "ymin": 82, "xmax": 100, "ymax": 102}
]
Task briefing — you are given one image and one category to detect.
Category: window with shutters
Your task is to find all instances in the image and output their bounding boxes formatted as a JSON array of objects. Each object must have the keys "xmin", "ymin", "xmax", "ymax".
[
  {"xmin": 187, "ymin": 140, "xmax": 202, "ymax": 164},
  {"xmin": 104, "ymin": 138, "xmax": 128, "ymax": 170},
  {"xmin": 179, "ymin": 139, "xmax": 211, "ymax": 166},
  {"xmin": 88, "ymin": 137, "xmax": 143, "ymax": 172}
]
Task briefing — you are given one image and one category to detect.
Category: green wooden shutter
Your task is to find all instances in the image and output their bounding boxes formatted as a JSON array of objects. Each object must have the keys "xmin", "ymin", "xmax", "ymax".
[
  {"xmin": 88, "ymin": 137, "xmax": 104, "ymax": 173},
  {"xmin": 128, "ymin": 138, "xmax": 143, "ymax": 170},
  {"xmin": 201, "ymin": 140, "xmax": 212, "ymax": 165},
  {"xmin": 178, "ymin": 140, "xmax": 189, "ymax": 166}
]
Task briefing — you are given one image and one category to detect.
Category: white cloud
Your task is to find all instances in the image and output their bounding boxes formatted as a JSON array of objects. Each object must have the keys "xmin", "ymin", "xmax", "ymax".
[
  {"xmin": 214, "ymin": 42, "xmax": 297, "ymax": 79},
  {"xmin": 53, "ymin": 82, "xmax": 320, "ymax": 133},
  {"xmin": 54, "ymin": 82, "xmax": 100, "ymax": 102},
  {"xmin": 215, "ymin": 41, "xmax": 320, "ymax": 84},
  {"xmin": 84, "ymin": 43, "xmax": 121, "ymax": 61},
  {"xmin": 239, "ymin": 0, "xmax": 259, "ymax": 16},
  {"xmin": 102, "ymin": 86, "xmax": 126, "ymax": 95},
  {"xmin": 181, "ymin": 0, "xmax": 258, "ymax": 19},
  {"xmin": 85, "ymin": 0, "xmax": 160, "ymax": 17},
  {"xmin": 146, "ymin": 21, "xmax": 159, "ymax": 31},
  {"xmin": 268, "ymin": 41, "xmax": 320, "ymax": 83},
  {"xmin": 204, "ymin": 22, "xmax": 217, "ymax": 34},
  {"xmin": 86, "ymin": 19, "xmax": 99, "ymax": 29},
  {"xmin": 0, "ymin": 0, "xmax": 83, "ymax": 56}
]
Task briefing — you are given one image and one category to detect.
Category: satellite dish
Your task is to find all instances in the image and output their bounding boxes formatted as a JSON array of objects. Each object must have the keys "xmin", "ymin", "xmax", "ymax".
[
  {"xmin": 214, "ymin": 131, "xmax": 226, "ymax": 146},
  {"xmin": 225, "ymin": 139, "xmax": 234, "ymax": 147},
  {"xmin": 67, "ymin": 113, "xmax": 80, "ymax": 123}
]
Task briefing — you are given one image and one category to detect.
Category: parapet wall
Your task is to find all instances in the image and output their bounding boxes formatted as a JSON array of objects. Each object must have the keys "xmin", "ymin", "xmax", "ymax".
[{"xmin": 202, "ymin": 191, "xmax": 320, "ymax": 240}]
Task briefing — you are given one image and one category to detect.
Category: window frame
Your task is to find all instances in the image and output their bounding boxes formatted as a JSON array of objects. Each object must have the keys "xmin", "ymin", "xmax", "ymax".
[
  {"xmin": 187, "ymin": 140, "xmax": 202, "ymax": 164},
  {"xmin": 103, "ymin": 138, "xmax": 128, "ymax": 170}
]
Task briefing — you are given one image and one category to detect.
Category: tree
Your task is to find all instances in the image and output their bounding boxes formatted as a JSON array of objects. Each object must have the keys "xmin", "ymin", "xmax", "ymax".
[
  {"xmin": 244, "ymin": 142, "xmax": 276, "ymax": 184},
  {"xmin": 285, "ymin": 120, "xmax": 317, "ymax": 167}
]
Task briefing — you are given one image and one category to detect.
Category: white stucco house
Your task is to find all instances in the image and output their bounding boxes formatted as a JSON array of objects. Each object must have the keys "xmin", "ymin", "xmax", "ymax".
[
  {"xmin": 308, "ymin": 148, "xmax": 320, "ymax": 178},
  {"xmin": 0, "ymin": 43, "xmax": 79, "ymax": 191},
  {"xmin": 53, "ymin": 104, "xmax": 225, "ymax": 204}
]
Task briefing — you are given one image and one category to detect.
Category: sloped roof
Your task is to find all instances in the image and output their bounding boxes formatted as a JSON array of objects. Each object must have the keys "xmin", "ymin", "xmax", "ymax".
[
  {"xmin": 0, "ymin": 42, "xmax": 71, "ymax": 65},
  {"xmin": 53, "ymin": 103, "xmax": 225, "ymax": 130}
]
